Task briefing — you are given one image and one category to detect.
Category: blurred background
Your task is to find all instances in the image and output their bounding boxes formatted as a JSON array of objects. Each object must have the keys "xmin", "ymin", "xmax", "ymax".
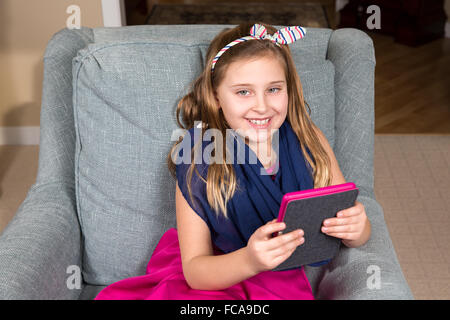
[{"xmin": 0, "ymin": 0, "xmax": 449, "ymax": 299}]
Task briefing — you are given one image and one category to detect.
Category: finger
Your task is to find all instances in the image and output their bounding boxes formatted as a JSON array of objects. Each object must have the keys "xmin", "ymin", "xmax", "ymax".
[
  {"xmin": 322, "ymin": 224, "xmax": 357, "ymax": 234},
  {"xmin": 278, "ymin": 243, "xmax": 301, "ymax": 265},
  {"xmin": 261, "ymin": 222, "xmax": 286, "ymax": 239},
  {"xmin": 270, "ymin": 235, "xmax": 304, "ymax": 256},
  {"xmin": 336, "ymin": 204, "xmax": 363, "ymax": 218},
  {"xmin": 267, "ymin": 229, "xmax": 303, "ymax": 250},
  {"xmin": 269, "ymin": 219, "xmax": 282, "ymax": 237},
  {"xmin": 337, "ymin": 211, "xmax": 361, "ymax": 219},
  {"xmin": 267, "ymin": 230, "xmax": 302, "ymax": 250},
  {"xmin": 267, "ymin": 219, "xmax": 278, "ymax": 236},
  {"xmin": 325, "ymin": 232, "xmax": 358, "ymax": 241},
  {"xmin": 271, "ymin": 250, "xmax": 293, "ymax": 268},
  {"xmin": 280, "ymin": 237, "xmax": 304, "ymax": 255},
  {"xmin": 323, "ymin": 217, "xmax": 358, "ymax": 227}
]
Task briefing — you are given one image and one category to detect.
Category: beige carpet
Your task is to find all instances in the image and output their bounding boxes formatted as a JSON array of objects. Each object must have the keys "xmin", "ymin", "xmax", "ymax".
[
  {"xmin": 374, "ymin": 134, "xmax": 450, "ymax": 300},
  {"xmin": 0, "ymin": 134, "xmax": 449, "ymax": 299}
]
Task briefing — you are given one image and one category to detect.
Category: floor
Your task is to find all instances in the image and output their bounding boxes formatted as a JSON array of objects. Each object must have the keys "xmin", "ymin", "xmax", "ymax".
[
  {"xmin": 373, "ymin": 135, "xmax": 450, "ymax": 300},
  {"xmin": 369, "ymin": 31, "xmax": 450, "ymax": 133}
]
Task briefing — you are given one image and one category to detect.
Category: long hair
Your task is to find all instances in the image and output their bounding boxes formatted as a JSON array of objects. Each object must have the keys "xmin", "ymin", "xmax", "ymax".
[{"xmin": 167, "ymin": 22, "xmax": 332, "ymax": 219}]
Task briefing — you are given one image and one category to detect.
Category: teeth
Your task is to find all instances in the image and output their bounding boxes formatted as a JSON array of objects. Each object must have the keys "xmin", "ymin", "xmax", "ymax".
[{"xmin": 248, "ymin": 118, "xmax": 270, "ymax": 125}]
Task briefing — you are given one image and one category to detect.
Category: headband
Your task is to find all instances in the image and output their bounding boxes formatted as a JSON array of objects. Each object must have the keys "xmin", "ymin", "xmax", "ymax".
[{"xmin": 211, "ymin": 23, "xmax": 306, "ymax": 72}]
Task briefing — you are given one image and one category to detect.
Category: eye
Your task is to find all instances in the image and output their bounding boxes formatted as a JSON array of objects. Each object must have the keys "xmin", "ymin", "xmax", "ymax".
[
  {"xmin": 269, "ymin": 87, "xmax": 281, "ymax": 93},
  {"xmin": 236, "ymin": 90, "xmax": 250, "ymax": 96}
]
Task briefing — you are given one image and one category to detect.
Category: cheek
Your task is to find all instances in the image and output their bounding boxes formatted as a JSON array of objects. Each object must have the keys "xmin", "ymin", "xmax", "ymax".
[
  {"xmin": 273, "ymin": 93, "xmax": 289, "ymax": 111},
  {"xmin": 222, "ymin": 97, "xmax": 250, "ymax": 116}
]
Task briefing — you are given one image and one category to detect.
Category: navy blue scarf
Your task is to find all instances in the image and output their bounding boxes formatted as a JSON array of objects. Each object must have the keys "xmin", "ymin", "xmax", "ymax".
[{"xmin": 176, "ymin": 119, "xmax": 314, "ymax": 254}]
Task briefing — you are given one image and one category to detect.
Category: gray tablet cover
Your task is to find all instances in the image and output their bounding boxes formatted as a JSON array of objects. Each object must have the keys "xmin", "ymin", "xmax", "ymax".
[{"xmin": 273, "ymin": 189, "xmax": 359, "ymax": 271}]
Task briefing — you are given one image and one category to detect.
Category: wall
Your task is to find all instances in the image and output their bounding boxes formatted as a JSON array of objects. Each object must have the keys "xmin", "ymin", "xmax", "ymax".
[
  {"xmin": 446, "ymin": 0, "xmax": 450, "ymax": 37},
  {"xmin": 0, "ymin": 0, "xmax": 103, "ymax": 144}
]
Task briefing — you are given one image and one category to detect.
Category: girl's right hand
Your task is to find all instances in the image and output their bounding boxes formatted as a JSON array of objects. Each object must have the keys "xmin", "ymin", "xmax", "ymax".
[{"xmin": 245, "ymin": 219, "xmax": 305, "ymax": 273}]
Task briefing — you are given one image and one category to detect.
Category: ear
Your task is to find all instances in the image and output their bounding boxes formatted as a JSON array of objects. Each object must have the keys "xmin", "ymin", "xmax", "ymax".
[{"xmin": 213, "ymin": 91, "xmax": 221, "ymax": 108}]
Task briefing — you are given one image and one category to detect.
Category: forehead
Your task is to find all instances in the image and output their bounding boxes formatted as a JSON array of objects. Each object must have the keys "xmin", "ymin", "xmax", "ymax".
[{"xmin": 222, "ymin": 55, "xmax": 286, "ymax": 85}]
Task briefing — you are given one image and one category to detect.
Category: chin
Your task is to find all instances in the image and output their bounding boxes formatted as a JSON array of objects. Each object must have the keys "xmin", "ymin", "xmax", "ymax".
[{"xmin": 240, "ymin": 129, "xmax": 274, "ymax": 145}]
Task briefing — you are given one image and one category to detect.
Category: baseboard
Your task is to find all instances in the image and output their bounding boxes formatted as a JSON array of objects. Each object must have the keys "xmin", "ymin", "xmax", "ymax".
[{"xmin": 0, "ymin": 126, "xmax": 40, "ymax": 145}]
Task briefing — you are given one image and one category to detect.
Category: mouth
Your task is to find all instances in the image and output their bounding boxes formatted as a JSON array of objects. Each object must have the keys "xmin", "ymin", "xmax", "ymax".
[{"xmin": 245, "ymin": 117, "xmax": 272, "ymax": 129}]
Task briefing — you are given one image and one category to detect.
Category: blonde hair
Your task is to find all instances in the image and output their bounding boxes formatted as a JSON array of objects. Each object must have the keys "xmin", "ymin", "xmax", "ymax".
[{"xmin": 167, "ymin": 22, "xmax": 332, "ymax": 219}]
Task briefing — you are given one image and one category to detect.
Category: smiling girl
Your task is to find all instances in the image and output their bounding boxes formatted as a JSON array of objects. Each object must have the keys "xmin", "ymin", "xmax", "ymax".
[{"xmin": 95, "ymin": 22, "xmax": 370, "ymax": 300}]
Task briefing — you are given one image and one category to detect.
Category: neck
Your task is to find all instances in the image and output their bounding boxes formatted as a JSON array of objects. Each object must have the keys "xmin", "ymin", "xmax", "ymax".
[{"xmin": 247, "ymin": 138, "xmax": 277, "ymax": 169}]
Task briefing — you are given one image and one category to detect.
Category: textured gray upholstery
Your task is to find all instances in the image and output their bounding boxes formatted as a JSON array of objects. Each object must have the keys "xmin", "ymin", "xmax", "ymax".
[{"xmin": 0, "ymin": 25, "xmax": 413, "ymax": 300}]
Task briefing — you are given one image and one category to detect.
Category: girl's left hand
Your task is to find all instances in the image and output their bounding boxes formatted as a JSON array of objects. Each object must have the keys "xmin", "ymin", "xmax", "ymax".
[{"xmin": 321, "ymin": 201, "xmax": 369, "ymax": 246}]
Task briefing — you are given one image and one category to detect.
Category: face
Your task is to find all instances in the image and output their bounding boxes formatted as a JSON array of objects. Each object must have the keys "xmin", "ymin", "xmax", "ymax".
[{"xmin": 214, "ymin": 55, "xmax": 288, "ymax": 147}]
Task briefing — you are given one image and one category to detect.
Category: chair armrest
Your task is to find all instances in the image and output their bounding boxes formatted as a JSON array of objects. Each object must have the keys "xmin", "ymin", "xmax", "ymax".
[
  {"xmin": 303, "ymin": 28, "xmax": 413, "ymax": 299},
  {"xmin": 305, "ymin": 196, "xmax": 414, "ymax": 299},
  {"xmin": 0, "ymin": 26, "xmax": 94, "ymax": 300},
  {"xmin": 0, "ymin": 182, "xmax": 83, "ymax": 299}
]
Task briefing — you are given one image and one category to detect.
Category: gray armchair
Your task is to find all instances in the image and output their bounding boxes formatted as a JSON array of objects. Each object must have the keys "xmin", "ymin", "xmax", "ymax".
[{"xmin": 0, "ymin": 25, "xmax": 413, "ymax": 300}]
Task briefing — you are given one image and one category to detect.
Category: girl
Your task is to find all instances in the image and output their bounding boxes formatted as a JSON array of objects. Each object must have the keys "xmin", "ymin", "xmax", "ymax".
[{"xmin": 95, "ymin": 22, "xmax": 371, "ymax": 300}]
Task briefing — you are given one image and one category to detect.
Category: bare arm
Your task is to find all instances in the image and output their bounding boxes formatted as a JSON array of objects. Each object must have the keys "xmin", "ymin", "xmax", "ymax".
[
  {"xmin": 176, "ymin": 182, "xmax": 301, "ymax": 290},
  {"xmin": 176, "ymin": 182, "xmax": 258, "ymax": 291},
  {"xmin": 185, "ymin": 247, "xmax": 258, "ymax": 291}
]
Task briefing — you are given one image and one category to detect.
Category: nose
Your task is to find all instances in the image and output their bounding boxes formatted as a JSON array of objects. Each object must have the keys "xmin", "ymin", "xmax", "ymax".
[{"xmin": 253, "ymin": 92, "xmax": 270, "ymax": 113}]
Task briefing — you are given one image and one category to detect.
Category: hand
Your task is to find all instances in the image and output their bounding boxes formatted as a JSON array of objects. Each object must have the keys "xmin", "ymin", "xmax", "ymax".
[
  {"xmin": 245, "ymin": 219, "xmax": 304, "ymax": 274},
  {"xmin": 321, "ymin": 201, "xmax": 370, "ymax": 247}
]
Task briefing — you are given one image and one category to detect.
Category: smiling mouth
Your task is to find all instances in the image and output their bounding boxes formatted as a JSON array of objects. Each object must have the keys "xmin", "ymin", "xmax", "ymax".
[{"xmin": 246, "ymin": 117, "xmax": 271, "ymax": 125}]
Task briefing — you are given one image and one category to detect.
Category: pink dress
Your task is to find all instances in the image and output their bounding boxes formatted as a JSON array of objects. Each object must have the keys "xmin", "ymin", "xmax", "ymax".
[
  {"xmin": 95, "ymin": 163, "xmax": 314, "ymax": 300},
  {"xmin": 95, "ymin": 228, "xmax": 314, "ymax": 300}
]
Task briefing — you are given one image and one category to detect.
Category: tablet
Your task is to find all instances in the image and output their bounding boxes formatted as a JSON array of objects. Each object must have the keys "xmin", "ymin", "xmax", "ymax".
[{"xmin": 272, "ymin": 182, "xmax": 359, "ymax": 271}]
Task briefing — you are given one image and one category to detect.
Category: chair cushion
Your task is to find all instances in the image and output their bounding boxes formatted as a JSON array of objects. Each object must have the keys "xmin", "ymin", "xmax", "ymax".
[
  {"xmin": 72, "ymin": 26, "xmax": 335, "ymax": 285},
  {"xmin": 79, "ymin": 284, "xmax": 107, "ymax": 300}
]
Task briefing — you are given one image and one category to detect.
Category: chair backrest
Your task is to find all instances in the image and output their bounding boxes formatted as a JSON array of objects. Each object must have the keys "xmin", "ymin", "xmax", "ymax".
[{"xmin": 53, "ymin": 25, "xmax": 361, "ymax": 285}]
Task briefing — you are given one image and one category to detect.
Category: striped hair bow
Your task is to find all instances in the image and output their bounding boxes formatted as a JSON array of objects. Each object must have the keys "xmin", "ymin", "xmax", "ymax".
[{"xmin": 211, "ymin": 23, "xmax": 306, "ymax": 72}]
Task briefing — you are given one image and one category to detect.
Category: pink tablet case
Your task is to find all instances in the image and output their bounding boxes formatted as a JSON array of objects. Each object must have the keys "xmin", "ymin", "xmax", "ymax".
[{"xmin": 272, "ymin": 182, "xmax": 359, "ymax": 271}]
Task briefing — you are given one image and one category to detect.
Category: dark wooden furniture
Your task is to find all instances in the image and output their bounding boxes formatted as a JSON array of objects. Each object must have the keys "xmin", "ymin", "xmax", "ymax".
[{"xmin": 339, "ymin": 0, "xmax": 447, "ymax": 46}]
